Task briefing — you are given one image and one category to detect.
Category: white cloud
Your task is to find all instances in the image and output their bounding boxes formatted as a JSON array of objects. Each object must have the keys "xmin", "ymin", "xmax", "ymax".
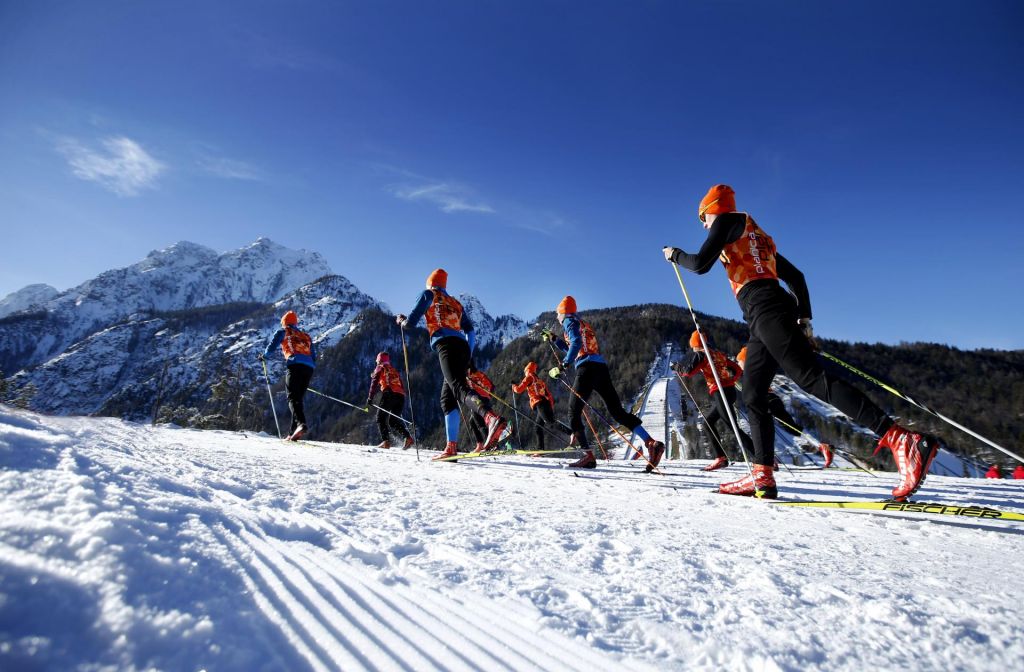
[
  {"xmin": 57, "ymin": 136, "xmax": 165, "ymax": 196},
  {"xmin": 391, "ymin": 182, "xmax": 496, "ymax": 214},
  {"xmin": 196, "ymin": 155, "xmax": 263, "ymax": 181}
]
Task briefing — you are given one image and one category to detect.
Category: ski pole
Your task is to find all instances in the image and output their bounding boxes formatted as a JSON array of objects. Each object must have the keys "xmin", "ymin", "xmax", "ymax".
[
  {"xmin": 548, "ymin": 367, "xmax": 663, "ymax": 474},
  {"xmin": 400, "ymin": 324, "xmax": 419, "ymax": 461},
  {"xmin": 767, "ymin": 410, "xmax": 878, "ymax": 477},
  {"xmin": 670, "ymin": 262, "xmax": 755, "ymax": 482},
  {"xmin": 543, "ymin": 338, "xmax": 609, "ymax": 460},
  {"xmin": 819, "ymin": 351, "xmax": 1023, "ymax": 465},
  {"xmin": 511, "ymin": 388, "xmax": 522, "ymax": 449},
  {"xmin": 260, "ymin": 357, "xmax": 282, "ymax": 439},
  {"xmin": 473, "ymin": 380, "xmax": 573, "ymax": 448},
  {"xmin": 306, "ymin": 387, "xmax": 413, "ymax": 426}
]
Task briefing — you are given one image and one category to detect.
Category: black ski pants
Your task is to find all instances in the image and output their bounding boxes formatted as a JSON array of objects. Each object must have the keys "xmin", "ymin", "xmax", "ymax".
[
  {"xmin": 376, "ymin": 390, "xmax": 410, "ymax": 443},
  {"xmin": 740, "ymin": 282, "xmax": 892, "ymax": 465},
  {"xmin": 568, "ymin": 361, "xmax": 641, "ymax": 450},
  {"xmin": 285, "ymin": 363, "xmax": 314, "ymax": 434},
  {"xmin": 435, "ymin": 337, "xmax": 491, "ymax": 419},
  {"xmin": 703, "ymin": 385, "xmax": 755, "ymax": 460}
]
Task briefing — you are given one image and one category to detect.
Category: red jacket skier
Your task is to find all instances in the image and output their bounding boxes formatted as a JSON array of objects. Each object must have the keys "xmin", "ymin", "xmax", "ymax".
[
  {"xmin": 665, "ymin": 184, "xmax": 940, "ymax": 499},
  {"xmin": 366, "ymin": 352, "xmax": 413, "ymax": 450},
  {"xmin": 985, "ymin": 464, "xmax": 1002, "ymax": 479},
  {"xmin": 512, "ymin": 361, "xmax": 570, "ymax": 452},
  {"xmin": 1013, "ymin": 465, "xmax": 1024, "ymax": 479},
  {"xmin": 674, "ymin": 331, "xmax": 752, "ymax": 471}
]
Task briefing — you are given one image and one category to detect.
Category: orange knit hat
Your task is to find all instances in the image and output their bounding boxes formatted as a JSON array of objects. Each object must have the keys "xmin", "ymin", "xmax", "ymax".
[
  {"xmin": 281, "ymin": 310, "xmax": 299, "ymax": 327},
  {"xmin": 557, "ymin": 295, "xmax": 577, "ymax": 315},
  {"xmin": 737, "ymin": 346, "xmax": 747, "ymax": 364},
  {"xmin": 699, "ymin": 184, "xmax": 736, "ymax": 222},
  {"xmin": 525, "ymin": 361, "xmax": 537, "ymax": 375},
  {"xmin": 689, "ymin": 330, "xmax": 703, "ymax": 349},
  {"xmin": 426, "ymin": 268, "xmax": 448, "ymax": 289}
]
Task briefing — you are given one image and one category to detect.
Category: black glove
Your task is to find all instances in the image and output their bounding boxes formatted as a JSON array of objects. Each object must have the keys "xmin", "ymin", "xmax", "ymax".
[
  {"xmin": 395, "ymin": 314, "xmax": 408, "ymax": 328},
  {"xmin": 258, "ymin": 353, "xmax": 266, "ymax": 362},
  {"xmin": 798, "ymin": 318, "xmax": 819, "ymax": 351}
]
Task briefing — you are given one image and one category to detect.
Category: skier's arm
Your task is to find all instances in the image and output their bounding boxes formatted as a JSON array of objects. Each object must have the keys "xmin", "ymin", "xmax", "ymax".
[
  {"xmin": 367, "ymin": 366, "xmax": 382, "ymax": 402},
  {"xmin": 562, "ymin": 318, "xmax": 582, "ymax": 367},
  {"xmin": 263, "ymin": 329, "xmax": 284, "ymax": 358},
  {"xmin": 679, "ymin": 351, "xmax": 705, "ymax": 378},
  {"xmin": 668, "ymin": 216, "xmax": 744, "ymax": 274},
  {"xmin": 512, "ymin": 374, "xmax": 530, "ymax": 394},
  {"xmin": 776, "ymin": 253, "xmax": 812, "ymax": 320},
  {"xmin": 403, "ymin": 290, "xmax": 434, "ymax": 327}
]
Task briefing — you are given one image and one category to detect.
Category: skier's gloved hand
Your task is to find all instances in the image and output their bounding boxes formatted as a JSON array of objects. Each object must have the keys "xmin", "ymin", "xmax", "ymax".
[
  {"xmin": 540, "ymin": 328, "xmax": 554, "ymax": 341},
  {"xmin": 548, "ymin": 366, "xmax": 563, "ymax": 379},
  {"xmin": 395, "ymin": 314, "xmax": 408, "ymax": 328},
  {"xmin": 798, "ymin": 318, "xmax": 819, "ymax": 351},
  {"xmin": 258, "ymin": 353, "xmax": 265, "ymax": 361},
  {"xmin": 663, "ymin": 246, "xmax": 682, "ymax": 263}
]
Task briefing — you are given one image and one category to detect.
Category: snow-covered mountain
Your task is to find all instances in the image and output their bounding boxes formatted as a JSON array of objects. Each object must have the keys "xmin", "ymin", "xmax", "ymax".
[
  {"xmin": 0, "ymin": 238, "xmax": 332, "ymax": 372},
  {"xmin": 0, "ymin": 283, "xmax": 59, "ymax": 319},
  {"xmin": 15, "ymin": 274, "xmax": 380, "ymax": 416},
  {"xmin": 457, "ymin": 293, "xmax": 528, "ymax": 349}
]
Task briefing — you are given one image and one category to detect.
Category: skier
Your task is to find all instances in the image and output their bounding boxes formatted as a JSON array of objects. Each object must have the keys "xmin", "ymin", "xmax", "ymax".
[
  {"xmin": 396, "ymin": 269, "xmax": 507, "ymax": 461},
  {"xmin": 985, "ymin": 464, "xmax": 1002, "ymax": 479},
  {"xmin": 547, "ymin": 295, "xmax": 665, "ymax": 470},
  {"xmin": 673, "ymin": 330, "xmax": 752, "ymax": 471},
  {"xmin": 261, "ymin": 310, "xmax": 316, "ymax": 441},
  {"xmin": 512, "ymin": 361, "xmax": 571, "ymax": 452},
  {"xmin": 664, "ymin": 184, "xmax": 940, "ymax": 499},
  {"xmin": 366, "ymin": 352, "xmax": 414, "ymax": 450},
  {"xmin": 1013, "ymin": 464, "xmax": 1024, "ymax": 480},
  {"xmin": 735, "ymin": 346, "xmax": 834, "ymax": 468},
  {"xmin": 466, "ymin": 362, "xmax": 497, "ymax": 452}
]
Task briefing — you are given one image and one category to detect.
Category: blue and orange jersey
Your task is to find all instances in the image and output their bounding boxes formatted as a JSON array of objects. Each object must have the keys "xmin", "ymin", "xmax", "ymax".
[
  {"xmin": 553, "ymin": 315, "xmax": 605, "ymax": 368},
  {"xmin": 405, "ymin": 288, "xmax": 476, "ymax": 351},
  {"xmin": 368, "ymin": 363, "xmax": 405, "ymax": 398},
  {"xmin": 263, "ymin": 324, "xmax": 317, "ymax": 369}
]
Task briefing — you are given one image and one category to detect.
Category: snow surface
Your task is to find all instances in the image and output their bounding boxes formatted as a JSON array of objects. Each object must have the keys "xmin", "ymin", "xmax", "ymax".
[
  {"xmin": 2, "ymin": 404, "xmax": 1023, "ymax": 671},
  {"xmin": 0, "ymin": 284, "xmax": 59, "ymax": 319}
]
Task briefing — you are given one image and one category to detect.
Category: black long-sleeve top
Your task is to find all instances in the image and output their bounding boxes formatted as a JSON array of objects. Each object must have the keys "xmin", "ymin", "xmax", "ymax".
[{"xmin": 669, "ymin": 212, "xmax": 812, "ymax": 320}]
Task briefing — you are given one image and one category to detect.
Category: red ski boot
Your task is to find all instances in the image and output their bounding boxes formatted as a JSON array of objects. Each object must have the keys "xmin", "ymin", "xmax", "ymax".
[
  {"xmin": 402, "ymin": 436, "xmax": 415, "ymax": 450},
  {"xmin": 287, "ymin": 424, "xmax": 307, "ymax": 441},
  {"xmin": 877, "ymin": 425, "xmax": 939, "ymax": 501},
  {"xmin": 481, "ymin": 412, "xmax": 508, "ymax": 450},
  {"xmin": 432, "ymin": 441, "xmax": 459, "ymax": 462},
  {"xmin": 473, "ymin": 441, "xmax": 485, "ymax": 454},
  {"xmin": 644, "ymin": 438, "xmax": 665, "ymax": 473},
  {"xmin": 376, "ymin": 440, "xmax": 391, "ymax": 450},
  {"xmin": 819, "ymin": 443, "xmax": 834, "ymax": 468},
  {"xmin": 568, "ymin": 450, "xmax": 597, "ymax": 469},
  {"xmin": 718, "ymin": 464, "xmax": 777, "ymax": 499},
  {"xmin": 702, "ymin": 456, "xmax": 729, "ymax": 471}
]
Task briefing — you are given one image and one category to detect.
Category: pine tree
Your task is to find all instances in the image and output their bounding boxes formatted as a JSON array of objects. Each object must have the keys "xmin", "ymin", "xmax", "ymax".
[{"xmin": 0, "ymin": 369, "xmax": 8, "ymax": 402}]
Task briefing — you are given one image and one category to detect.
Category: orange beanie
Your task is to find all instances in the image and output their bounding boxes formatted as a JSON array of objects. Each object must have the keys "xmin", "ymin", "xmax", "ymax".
[
  {"xmin": 281, "ymin": 310, "xmax": 298, "ymax": 327},
  {"xmin": 737, "ymin": 346, "xmax": 747, "ymax": 364},
  {"xmin": 689, "ymin": 330, "xmax": 703, "ymax": 349},
  {"xmin": 699, "ymin": 184, "xmax": 736, "ymax": 222},
  {"xmin": 525, "ymin": 361, "xmax": 537, "ymax": 375},
  {"xmin": 557, "ymin": 296, "xmax": 577, "ymax": 315},
  {"xmin": 426, "ymin": 268, "xmax": 448, "ymax": 289}
]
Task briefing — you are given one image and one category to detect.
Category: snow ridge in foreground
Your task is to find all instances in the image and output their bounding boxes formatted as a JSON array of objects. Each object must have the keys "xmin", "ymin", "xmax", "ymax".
[{"xmin": 1, "ymin": 406, "xmax": 1022, "ymax": 671}]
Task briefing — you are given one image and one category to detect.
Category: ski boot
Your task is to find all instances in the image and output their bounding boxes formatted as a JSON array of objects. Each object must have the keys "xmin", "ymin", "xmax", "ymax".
[
  {"xmin": 876, "ymin": 424, "xmax": 939, "ymax": 501},
  {"xmin": 644, "ymin": 438, "xmax": 665, "ymax": 473},
  {"xmin": 376, "ymin": 440, "xmax": 391, "ymax": 450},
  {"xmin": 718, "ymin": 464, "xmax": 777, "ymax": 499},
  {"xmin": 473, "ymin": 441, "xmax": 485, "ymax": 454},
  {"xmin": 402, "ymin": 436, "xmax": 415, "ymax": 450},
  {"xmin": 287, "ymin": 424, "xmax": 307, "ymax": 441},
  {"xmin": 568, "ymin": 450, "xmax": 597, "ymax": 469},
  {"xmin": 481, "ymin": 412, "xmax": 508, "ymax": 450},
  {"xmin": 702, "ymin": 456, "xmax": 729, "ymax": 471},
  {"xmin": 432, "ymin": 441, "xmax": 459, "ymax": 462},
  {"xmin": 819, "ymin": 443, "xmax": 834, "ymax": 468}
]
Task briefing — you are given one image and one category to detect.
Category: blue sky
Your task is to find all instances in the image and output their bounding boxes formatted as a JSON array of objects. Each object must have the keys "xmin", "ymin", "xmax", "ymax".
[{"xmin": 1, "ymin": 1, "xmax": 1022, "ymax": 349}]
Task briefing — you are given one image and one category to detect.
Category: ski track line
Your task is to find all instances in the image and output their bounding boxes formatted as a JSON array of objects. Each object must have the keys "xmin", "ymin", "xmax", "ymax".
[{"xmin": 212, "ymin": 522, "xmax": 358, "ymax": 672}]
